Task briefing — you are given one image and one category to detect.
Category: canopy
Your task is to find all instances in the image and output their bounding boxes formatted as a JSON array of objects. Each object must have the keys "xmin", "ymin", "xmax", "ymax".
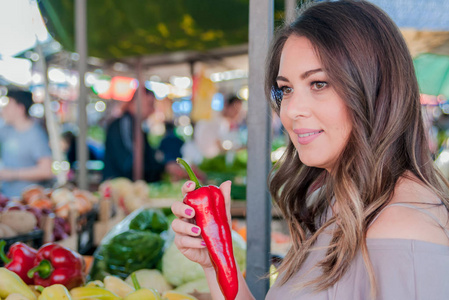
[{"xmin": 39, "ymin": 0, "xmax": 285, "ymax": 60}]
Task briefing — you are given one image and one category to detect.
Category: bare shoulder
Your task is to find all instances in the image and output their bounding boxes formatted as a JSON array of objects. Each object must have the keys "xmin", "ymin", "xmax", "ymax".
[{"xmin": 367, "ymin": 176, "xmax": 449, "ymax": 246}]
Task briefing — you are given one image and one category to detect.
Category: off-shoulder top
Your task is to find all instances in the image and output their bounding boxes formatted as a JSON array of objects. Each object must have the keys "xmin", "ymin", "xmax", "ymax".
[{"xmin": 265, "ymin": 203, "xmax": 449, "ymax": 300}]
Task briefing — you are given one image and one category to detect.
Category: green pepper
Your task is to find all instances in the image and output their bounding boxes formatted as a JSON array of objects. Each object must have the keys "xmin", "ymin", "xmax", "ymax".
[
  {"xmin": 102, "ymin": 230, "xmax": 164, "ymax": 279},
  {"xmin": 129, "ymin": 209, "xmax": 168, "ymax": 234}
]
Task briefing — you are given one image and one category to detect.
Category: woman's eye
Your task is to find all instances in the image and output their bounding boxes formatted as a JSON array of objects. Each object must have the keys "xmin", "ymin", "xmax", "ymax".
[
  {"xmin": 311, "ymin": 81, "xmax": 327, "ymax": 90},
  {"xmin": 280, "ymin": 86, "xmax": 294, "ymax": 95}
]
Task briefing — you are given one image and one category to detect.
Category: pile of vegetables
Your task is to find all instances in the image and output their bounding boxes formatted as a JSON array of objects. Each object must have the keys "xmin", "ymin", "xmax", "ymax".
[
  {"xmin": 0, "ymin": 267, "xmax": 198, "ymax": 300},
  {"xmin": 99, "ymin": 178, "xmax": 152, "ymax": 214},
  {"xmin": 0, "ymin": 185, "xmax": 98, "ymax": 242},
  {"xmin": 89, "ymin": 208, "xmax": 169, "ymax": 280}
]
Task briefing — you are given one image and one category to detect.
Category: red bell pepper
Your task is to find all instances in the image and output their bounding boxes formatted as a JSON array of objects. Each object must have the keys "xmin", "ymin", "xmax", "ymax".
[
  {"xmin": 27, "ymin": 243, "xmax": 85, "ymax": 289},
  {"xmin": 0, "ymin": 240, "xmax": 37, "ymax": 284},
  {"xmin": 177, "ymin": 158, "xmax": 238, "ymax": 300}
]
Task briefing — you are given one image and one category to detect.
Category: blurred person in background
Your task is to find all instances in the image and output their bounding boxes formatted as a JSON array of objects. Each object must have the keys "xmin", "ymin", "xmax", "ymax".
[
  {"xmin": 193, "ymin": 96, "xmax": 244, "ymax": 160},
  {"xmin": 158, "ymin": 121, "xmax": 184, "ymax": 164},
  {"xmin": 103, "ymin": 89, "xmax": 183, "ymax": 182},
  {"xmin": 0, "ymin": 90, "xmax": 53, "ymax": 198}
]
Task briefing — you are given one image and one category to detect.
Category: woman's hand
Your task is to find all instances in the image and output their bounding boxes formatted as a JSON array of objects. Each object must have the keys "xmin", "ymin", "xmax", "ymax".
[{"xmin": 171, "ymin": 180, "xmax": 232, "ymax": 269}]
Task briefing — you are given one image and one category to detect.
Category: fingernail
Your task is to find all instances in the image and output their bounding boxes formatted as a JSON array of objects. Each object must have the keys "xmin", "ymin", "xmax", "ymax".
[
  {"xmin": 187, "ymin": 182, "xmax": 193, "ymax": 188},
  {"xmin": 185, "ymin": 209, "xmax": 193, "ymax": 216},
  {"xmin": 201, "ymin": 241, "xmax": 206, "ymax": 247},
  {"xmin": 191, "ymin": 227, "xmax": 199, "ymax": 234}
]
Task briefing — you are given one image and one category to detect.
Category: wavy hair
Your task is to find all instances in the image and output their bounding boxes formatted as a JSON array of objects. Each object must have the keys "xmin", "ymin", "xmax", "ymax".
[{"xmin": 265, "ymin": 0, "xmax": 449, "ymax": 294}]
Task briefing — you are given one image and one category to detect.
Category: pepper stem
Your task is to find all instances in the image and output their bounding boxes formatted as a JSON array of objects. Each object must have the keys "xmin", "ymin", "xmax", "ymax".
[
  {"xmin": 131, "ymin": 272, "xmax": 141, "ymax": 290},
  {"xmin": 176, "ymin": 158, "xmax": 201, "ymax": 189},
  {"xmin": 27, "ymin": 259, "xmax": 53, "ymax": 279},
  {"xmin": 0, "ymin": 240, "xmax": 11, "ymax": 264}
]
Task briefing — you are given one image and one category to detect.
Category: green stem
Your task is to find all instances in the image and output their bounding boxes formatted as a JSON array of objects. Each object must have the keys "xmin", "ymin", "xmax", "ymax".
[
  {"xmin": 176, "ymin": 158, "xmax": 201, "ymax": 189},
  {"xmin": 27, "ymin": 259, "xmax": 53, "ymax": 279},
  {"xmin": 36, "ymin": 286, "xmax": 44, "ymax": 293},
  {"xmin": 0, "ymin": 240, "xmax": 11, "ymax": 264},
  {"xmin": 131, "ymin": 272, "xmax": 141, "ymax": 290}
]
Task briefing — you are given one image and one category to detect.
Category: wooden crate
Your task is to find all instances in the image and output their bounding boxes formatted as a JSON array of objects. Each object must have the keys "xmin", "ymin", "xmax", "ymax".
[
  {"xmin": 42, "ymin": 208, "xmax": 78, "ymax": 251},
  {"xmin": 93, "ymin": 197, "xmax": 125, "ymax": 246}
]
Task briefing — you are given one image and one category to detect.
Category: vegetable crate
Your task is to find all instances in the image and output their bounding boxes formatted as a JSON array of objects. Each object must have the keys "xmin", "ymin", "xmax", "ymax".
[
  {"xmin": 0, "ymin": 229, "xmax": 43, "ymax": 255},
  {"xmin": 93, "ymin": 196, "xmax": 125, "ymax": 246},
  {"xmin": 77, "ymin": 208, "xmax": 97, "ymax": 255},
  {"xmin": 43, "ymin": 208, "xmax": 78, "ymax": 251}
]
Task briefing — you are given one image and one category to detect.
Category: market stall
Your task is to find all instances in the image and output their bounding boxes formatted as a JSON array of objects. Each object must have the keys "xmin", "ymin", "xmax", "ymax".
[{"xmin": 2, "ymin": 0, "xmax": 449, "ymax": 299}]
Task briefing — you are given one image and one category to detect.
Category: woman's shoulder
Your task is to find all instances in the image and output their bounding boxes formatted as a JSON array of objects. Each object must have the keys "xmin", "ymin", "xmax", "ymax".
[{"xmin": 366, "ymin": 176, "xmax": 449, "ymax": 247}]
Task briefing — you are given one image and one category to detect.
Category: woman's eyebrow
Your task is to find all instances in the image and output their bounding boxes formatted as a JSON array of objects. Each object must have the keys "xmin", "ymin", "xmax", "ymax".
[
  {"xmin": 276, "ymin": 68, "xmax": 324, "ymax": 82},
  {"xmin": 276, "ymin": 75, "xmax": 289, "ymax": 82},
  {"xmin": 301, "ymin": 68, "xmax": 323, "ymax": 79}
]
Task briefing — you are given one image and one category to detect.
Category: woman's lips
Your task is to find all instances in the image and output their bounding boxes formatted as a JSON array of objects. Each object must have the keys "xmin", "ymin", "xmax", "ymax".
[{"xmin": 296, "ymin": 130, "xmax": 324, "ymax": 145}]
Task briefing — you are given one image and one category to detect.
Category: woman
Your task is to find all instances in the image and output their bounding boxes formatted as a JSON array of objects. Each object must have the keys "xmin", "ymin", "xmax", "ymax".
[{"xmin": 171, "ymin": 1, "xmax": 449, "ymax": 299}]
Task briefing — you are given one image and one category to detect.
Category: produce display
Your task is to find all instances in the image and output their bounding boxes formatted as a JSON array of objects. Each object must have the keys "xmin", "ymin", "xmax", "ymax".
[
  {"xmin": 0, "ymin": 157, "xmax": 256, "ymax": 300},
  {"xmin": 99, "ymin": 178, "xmax": 151, "ymax": 215},
  {"xmin": 0, "ymin": 266, "xmax": 199, "ymax": 300},
  {"xmin": 0, "ymin": 185, "xmax": 98, "ymax": 243},
  {"xmin": 89, "ymin": 208, "xmax": 169, "ymax": 281},
  {"xmin": 177, "ymin": 158, "xmax": 238, "ymax": 300}
]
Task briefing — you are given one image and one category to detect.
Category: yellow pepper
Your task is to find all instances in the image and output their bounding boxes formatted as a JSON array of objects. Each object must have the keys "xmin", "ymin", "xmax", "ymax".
[
  {"xmin": 37, "ymin": 285, "xmax": 71, "ymax": 300},
  {"xmin": 70, "ymin": 287, "xmax": 121, "ymax": 300},
  {"xmin": 103, "ymin": 276, "xmax": 134, "ymax": 298},
  {"xmin": 124, "ymin": 273, "xmax": 160, "ymax": 300},
  {"xmin": 0, "ymin": 268, "xmax": 36, "ymax": 300}
]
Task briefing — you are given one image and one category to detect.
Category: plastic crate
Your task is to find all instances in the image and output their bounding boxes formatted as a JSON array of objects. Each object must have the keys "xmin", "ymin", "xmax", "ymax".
[{"xmin": 0, "ymin": 229, "xmax": 43, "ymax": 260}]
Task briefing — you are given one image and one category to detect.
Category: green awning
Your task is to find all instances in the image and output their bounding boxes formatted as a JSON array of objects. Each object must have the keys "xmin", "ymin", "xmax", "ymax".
[{"xmin": 39, "ymin": 0, "xmax": 286, "ymax": 60}]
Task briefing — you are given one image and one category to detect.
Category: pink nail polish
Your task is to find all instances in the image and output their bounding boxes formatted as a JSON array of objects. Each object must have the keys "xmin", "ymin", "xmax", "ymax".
[
  {"xmin": 187, "ymin": 182, "xmax": 193, "ymax": 188},
  {"xmin": 201, "ymin": 241, "xmax": 206, "ymax": 247},
  {"xmin": 185, "ymin": 209, "xmax": 193, "ymax": 216},
  {"xmin": 191, "ymin": 227, "xmax": 199, "ymax": 234}
]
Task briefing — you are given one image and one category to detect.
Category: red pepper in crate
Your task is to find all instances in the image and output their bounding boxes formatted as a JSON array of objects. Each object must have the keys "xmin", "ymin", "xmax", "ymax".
[
  {"xmin": 177, "ymin": 158, "xmax": 238, "ymax": 300},
  {"xmin": 27, "ymin": 243, "xmax": 85, "ymax": 289},
  {"xmin": 0, "ymin": 240, "xmax": 37, "ymax": 284}
]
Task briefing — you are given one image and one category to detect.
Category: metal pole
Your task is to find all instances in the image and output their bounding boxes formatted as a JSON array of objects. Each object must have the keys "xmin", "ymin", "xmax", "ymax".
[
  {"xmin": 246, "ymin": 0, "xmax": 273, "ymax": 298},
  {"xmin": 285, "ymin": 0, "xmax": 296, "ymax": 23},
  {"xmin": 133, "ymin": 58, "xmax": 144, "ymax": 181},
  {"xmin": 35, "ymin": 43, "xmax": 66, "ymax": 186},
  {"xmin": 75, "ymin": 0, "xmax": 88, "ymax": 189}
]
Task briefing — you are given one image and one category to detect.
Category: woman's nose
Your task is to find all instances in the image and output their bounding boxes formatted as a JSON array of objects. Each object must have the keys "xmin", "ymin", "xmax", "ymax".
[{"xmin": 285, "ymin": 91, "xmax": 311, "ymax": 120}]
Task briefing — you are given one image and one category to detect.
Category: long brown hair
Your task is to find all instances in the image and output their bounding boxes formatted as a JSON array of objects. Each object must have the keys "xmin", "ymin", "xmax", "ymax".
[{"xmin": 265, "ymin": 0, "xmax": 449, "ymax": 293}]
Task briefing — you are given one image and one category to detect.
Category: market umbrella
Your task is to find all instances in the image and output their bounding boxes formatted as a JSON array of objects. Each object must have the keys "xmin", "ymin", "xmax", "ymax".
[{"xmin": 414, "ymin": 53, "xmax": 449, "ymax": 99}]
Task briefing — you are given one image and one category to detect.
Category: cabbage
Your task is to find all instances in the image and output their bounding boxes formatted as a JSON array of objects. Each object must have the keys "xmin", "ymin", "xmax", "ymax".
[
  {"xmin": 162, "ymin": 230, "xmax": 247, "ymax": 287},
  {"xmin": 174, "ymin": 278, "xmax": 210, "ymax": 294},
  {"xmin": 125, "ymin": 269, "xmax": 172, "ymax": 294}
]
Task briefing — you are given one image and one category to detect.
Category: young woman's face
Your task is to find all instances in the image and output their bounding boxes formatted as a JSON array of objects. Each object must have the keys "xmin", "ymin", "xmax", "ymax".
[{"xmin": 277, "ymin": 35, "xmax": 352, "ymax": 172}]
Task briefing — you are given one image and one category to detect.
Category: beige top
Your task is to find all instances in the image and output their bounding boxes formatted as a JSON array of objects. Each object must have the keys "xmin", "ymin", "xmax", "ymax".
[{"xmin": 266, "ymin": 203, "xmax": 449, "ymax": 300}]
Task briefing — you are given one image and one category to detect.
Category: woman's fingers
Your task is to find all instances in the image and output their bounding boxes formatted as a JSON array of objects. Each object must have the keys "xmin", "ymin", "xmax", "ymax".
[
  {"xmin": 181, "ymin": 180, "xmax": 197, "ymax": 195},
  {"xmin": 174, "ymin": 234, "xmax": 206, "ymax": 249},
  {"xmin": 171, "ymin": 218, "xmax": 201, "ymax": 237},
  {"xmin": 171, "ymin": 201, "xmax": 195, "ymax": 219}
]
